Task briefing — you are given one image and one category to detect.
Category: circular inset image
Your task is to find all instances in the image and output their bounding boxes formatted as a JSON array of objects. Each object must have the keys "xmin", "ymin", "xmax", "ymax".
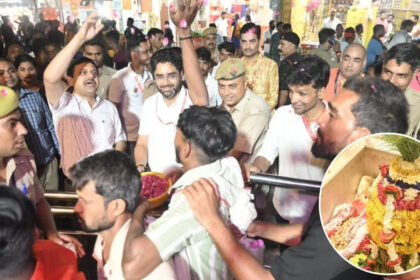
[{"xmin": 320, "ymin": 133, "xmax": 420, "ymax": 275}]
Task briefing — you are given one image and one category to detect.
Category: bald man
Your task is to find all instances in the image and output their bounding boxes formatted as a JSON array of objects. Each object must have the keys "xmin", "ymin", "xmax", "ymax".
[{"xmin": 325, "ymin": 43, "xmax": 366, "ymax": 101}]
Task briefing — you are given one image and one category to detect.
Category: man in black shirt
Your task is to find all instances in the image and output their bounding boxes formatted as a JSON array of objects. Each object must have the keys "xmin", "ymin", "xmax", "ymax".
[{"xmin": 277, "ymin": 32, "xmax": 301, "ymax": 107}]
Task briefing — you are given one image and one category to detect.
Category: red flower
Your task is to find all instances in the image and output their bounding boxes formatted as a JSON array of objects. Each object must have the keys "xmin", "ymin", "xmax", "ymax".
[
  {"xmin": 386, "ymin": 256, "xmax": 402, "ymax": 267},
  {"xmin": 380, "ymin": 231, "xmax": 396, "ymax": 243},
  {"xmin": 379, "ymin": 165, "xmax": 389, "ymax": 177}
]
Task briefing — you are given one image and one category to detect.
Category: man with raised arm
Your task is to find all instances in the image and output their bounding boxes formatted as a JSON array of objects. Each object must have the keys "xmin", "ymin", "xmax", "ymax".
[
  {"xmin": 43, "ymin": 13, "xmax": 127, "ymax": 176},
  {"xmin": 133, "ymin": 2, "xmax": 208, "ymax": 174}
]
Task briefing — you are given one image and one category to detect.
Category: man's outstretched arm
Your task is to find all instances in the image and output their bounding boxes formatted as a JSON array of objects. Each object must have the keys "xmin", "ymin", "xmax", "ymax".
[
  {"xmin": 170, "ymin": 0, "xmax": 208, "ymax": 106},
  {"xmin": 44, "ymin": 12, "xmax": 103, "ymax": 106}
]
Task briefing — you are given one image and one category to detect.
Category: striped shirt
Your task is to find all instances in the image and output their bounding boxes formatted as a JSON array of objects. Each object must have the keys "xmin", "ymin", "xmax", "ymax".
[
  {"xmin": 18, "ymin": 88, "xmax": 60, "ymax": 167},
  {"xmin": 145, "ymin": 158, "xmax": 247, "ymax": 280}
]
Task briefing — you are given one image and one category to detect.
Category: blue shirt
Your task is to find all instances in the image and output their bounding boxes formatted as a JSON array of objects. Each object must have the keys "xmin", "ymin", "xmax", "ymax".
[
  {"xmin": 366, "ymin": 38, "xmax": 384, "ymax": 70},
  {"xmin": 18, "ymin": 88, "xmax": 60, "ymax": 166}
]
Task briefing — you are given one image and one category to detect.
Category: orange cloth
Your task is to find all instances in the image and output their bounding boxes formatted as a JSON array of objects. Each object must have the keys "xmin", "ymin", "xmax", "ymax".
[
  {"xmin": 324, "ymin": 68, "xmax": 340, "ymax": 102},
  {"xmin": 31, "ymin": 240, "xmax": 85, "ymax": 280}
]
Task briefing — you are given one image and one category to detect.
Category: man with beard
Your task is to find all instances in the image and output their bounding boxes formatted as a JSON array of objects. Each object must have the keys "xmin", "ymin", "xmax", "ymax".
[
  {"xmin": 70, "ymin": 150, "xmax": 175, "ymax": 279},
  {"xmin": 182, "ymin": 77, "xmax": 408, "ymax": 280},
  {"xmin": 133, "ymin": 19, "xmax": 208, "ymax": 173},
  {"xmin": 325, "ymin": 43, "xmax": 366, "ymax": 101},
  {"xmin": 246, "ymin": 55, "xmax": 330, "ymax": 223},
  {"xmin": 82, "ymin": 38, "xmax": 117, "ymax": 99},
  {"xmin": 380, "ymin": 43, "xmax": 420, "ymax": 138},
  {"xmin": 241, "ymin": 23, "xmax": 279, "ymax": 111},
  {"xmin": 109, "ymin": 36, "xmax": 153, "ymax": 158},
  {"xmin": 277, "ymin": 32, "xmax": 301, "ymax": 106},
  {"xmin": 44, "ymin": 12, "xmax": 127, "ymax": 177},
  {"xmin": 0, "ymin": 58, "xmax": 60, "ymax": 191}
]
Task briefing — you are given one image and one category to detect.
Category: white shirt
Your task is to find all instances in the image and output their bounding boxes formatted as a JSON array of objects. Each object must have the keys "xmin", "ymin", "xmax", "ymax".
[
  {"xmin": 263, "ymin": 29, "xmax": 276, "ymax": 54},
  {"xmin": 50, "ymin": 93, "xmax": 126, "ymax": 156},
  {"xmin": 205, "ymin": 74, "xmax": 222, "ymax": 107},
  {"xmin": 257, "ymin": 104, "xmax": 329, "ymax": 223},
  {"xmin": 215, "ymin": 17, "xmax": 228, "ymax": 37},
  {"xmin": 108, "ymin": 63, "xmax": 153, "ymax": 141},
  {"xmin": 211, "ymin": 63, "xmax": 221, "ymax": 79},
  {"xmin": 139, "ymin": 87, "xmax": 192, "ymax": 173},
  {"xmin": 93, "ymin": 219, "xmax": 176, "ymax": 280},
  {"xmin": 322, "ymin": 17, "xmax": 342, "ymax": 30}
]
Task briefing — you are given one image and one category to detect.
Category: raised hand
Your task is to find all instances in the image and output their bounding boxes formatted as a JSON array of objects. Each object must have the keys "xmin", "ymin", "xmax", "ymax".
[
  {"xmin": 77, "ymin": 12, "xmax": 103, "ymax": 42},
  {"xmin": 169, "ymin": 0, "xmax": 203, "ymax": 29}
]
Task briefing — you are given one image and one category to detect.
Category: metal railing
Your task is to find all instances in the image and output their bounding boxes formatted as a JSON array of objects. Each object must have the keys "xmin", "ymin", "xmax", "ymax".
[{"xmin": 249, "ymin": 173, "xmax": 321, "ymax": 194}]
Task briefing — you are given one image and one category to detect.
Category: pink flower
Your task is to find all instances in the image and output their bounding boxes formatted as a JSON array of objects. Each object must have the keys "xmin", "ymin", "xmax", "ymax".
[
  {"xmin": 246, "ymin": 27, "xmax": 257, "ymax": 36},
  {"xmin": 131, "ymin": 27, "xmax": 135, "ymax": 35},
  {"xmin": 179, "ymin": 18, "xmax": 187, "ymax": 28},
  {"xmin": 203, "ymin": 0, "xmax": 209, "ymax": 5},
  {"xmin": 1, "ymin": 89, "xmax": 8, "ymax": 96},
  {"xmin": 163, "ymin": 37, "xmax": 169, "ymax": 46},
  {"xmin": 169, "ymin": 2, "xmax": 175, "ymax": 12}
]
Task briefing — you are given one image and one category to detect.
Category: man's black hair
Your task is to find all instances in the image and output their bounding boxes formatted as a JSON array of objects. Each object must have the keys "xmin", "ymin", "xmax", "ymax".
[
  {"xmin": 69, "ymin": 150, "xmax": 141, "ymax": 213},
  {"xmin": 401, "ymin": 19, "xmax": 415, "ymax": 30},
  {"xmin": 147, "ymin": 28, "xmax": 164, "ymax": 38},
  {"xmin": 83, "ymin": 36, "xmax": 106, "ymax": 52},
  {"xmin": 276, "ymin": 21, "xmax": 284, "ymax": 28},
  {"xmin": 151, "ymin": 47, "xmax": 183, "ymax": 76},
  {"xmin": 14, "ymin": 54, "xmax": 38, "ymax": 70},
  {"xmin": 126, "ymin": 35, "xmax": 148, "ymax": 56},
  {"xmin": 240, "ymin": 23, "xmax": 261, "ymax": 39},
  {"xmin": 0, "ymin": 186, "xmax": 36, "ymax": 278},
  {"xmin": 105, "ymin": 30, "xmax": 120, "ymax": 45},
  {"xmin": 318, "ymin": 28, "xmax": 335, "ymax": 44},
  {"xmin": 355, "ymin": 24, "xmax": 363, "ymax": 33},
  {"xmin": 287, "ymin": 55, "xmax": 330, "ymax": 89},
  {"xmin": 196, "ymin": 47, "xmax": 211, "ymax": 62},
  {"xmin": 283, "ymin": 23, "xmax": 292, "ymax": 31},
  {"xmin": 383, "ymin": 43, "xmax": 420, "ymax": 72},
  {"xmin": 217, "ymin": 41, "xmax": 235, "ymax": 54},
  {"xmin": 32, "ymin": 37, "xmax": 48, "ymax": 57},
  {"xmin": 66, "ymin": 56, "xmax": 98, "ymax": 78},
  {"xmin": 209, "ymin": 23, "xmax": 217, "ymax": 28},
  {"xmin": 373, "ymin": 24, "xmax": 385, "ymax": 34},
  {"xmin": 177, "ymin": 106, "xmax": 237, "ymax": 163},
  {"xmin": 412, "ymin": 15, "xmax": 419, "ymax": 21},
  {"xmin": 127, "ymin": 17, "xmax": 134, "ymax": 27},
  {"xmin": 47, "ymin": 30, "xmax": 64, "ymax": 47},
  {"xmin": 344, "ymin": 77, "xmax": 408, "ymax": 134}
]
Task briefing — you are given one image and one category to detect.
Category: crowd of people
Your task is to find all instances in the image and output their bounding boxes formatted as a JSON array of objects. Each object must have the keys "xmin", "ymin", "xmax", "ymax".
[{"xmin": 0, "ymin": 0, "xmax": 420, "ymax": 279}]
